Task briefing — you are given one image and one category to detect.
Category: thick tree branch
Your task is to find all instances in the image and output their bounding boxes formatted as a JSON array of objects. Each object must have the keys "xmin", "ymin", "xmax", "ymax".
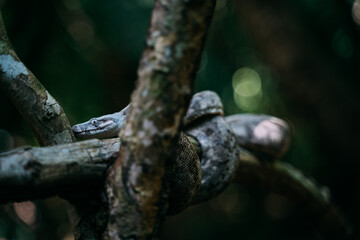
[
  {"xmin": 0, "ymin": 13, "xmax": 75, "ymax": 146},
  {"xmin": 0, "ymin": 138, "xmax": 118, "ymax": 203},
  {"xmin": 106, "ymin": 0, "xmax": 216, "ymax": 238},
  {"xmin": 0, "ymin": 138, "xmax": 348, "ymax": 238}
]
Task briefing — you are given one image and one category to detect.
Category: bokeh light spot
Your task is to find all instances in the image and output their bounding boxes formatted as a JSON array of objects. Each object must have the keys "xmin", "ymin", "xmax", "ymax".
[
  {"xmin": 232, "ymin": 67, "xmax": 263, "ymax": 111},
  {"xmin": 232, "ymin": 67, "xmax": 261, "ymax": 97},
  {"xmin": 233, "ymin": 90, "xmax": 263, "ymax": 111}
]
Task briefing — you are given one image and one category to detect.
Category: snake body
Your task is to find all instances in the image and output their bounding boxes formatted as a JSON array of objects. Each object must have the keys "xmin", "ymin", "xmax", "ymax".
[{"xmin": 72, "ymin": 91, "xmax": 290, "ymax": 214}]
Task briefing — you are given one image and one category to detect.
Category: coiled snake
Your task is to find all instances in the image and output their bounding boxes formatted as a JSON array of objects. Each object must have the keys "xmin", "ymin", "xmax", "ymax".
[{"xmin": 72, "ymin": 91, "xmax": 290, "ymax": 215}]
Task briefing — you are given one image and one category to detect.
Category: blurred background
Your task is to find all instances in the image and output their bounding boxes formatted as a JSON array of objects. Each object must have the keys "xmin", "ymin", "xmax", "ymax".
[{"xmin": 0, "ymin": 0, "xmax": 359, "ymax": 239}]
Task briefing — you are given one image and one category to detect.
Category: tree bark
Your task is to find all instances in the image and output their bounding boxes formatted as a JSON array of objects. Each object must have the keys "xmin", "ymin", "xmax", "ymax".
[
  {"xmin": 0, "ymin": 138, "xmax": 118, "ymax": 203},
  {"xmin": 105, "ymin": 0, "xmax": 216, "ymax": 239},
  {"xmin": 0, "ymin": 13, "xmax": 75, "ymax": 146},
  {"xmin": 0, "ymin": 11, "xmax": 99, "ymax": 240},
  {"xmin": 0, "ymin": 137, "xmax": 348, "ymax": 237}
]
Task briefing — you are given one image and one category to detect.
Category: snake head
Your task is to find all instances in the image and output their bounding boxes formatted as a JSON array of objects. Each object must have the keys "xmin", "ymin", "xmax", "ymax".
[{"xmin": 72, "ymin": 104, "xmax": 130, "ymax": 139}]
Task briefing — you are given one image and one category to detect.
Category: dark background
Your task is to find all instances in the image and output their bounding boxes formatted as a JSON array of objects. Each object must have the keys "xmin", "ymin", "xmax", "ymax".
[{"xmin": 0, "ymin": 0, "xmax": 359, "ymax": 239}]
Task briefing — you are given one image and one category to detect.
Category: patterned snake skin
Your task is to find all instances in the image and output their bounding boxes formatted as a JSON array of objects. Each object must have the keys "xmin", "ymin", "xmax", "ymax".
[{"xmin": 72, "ymin": 91, "xmax": 290, "ymax": 214}]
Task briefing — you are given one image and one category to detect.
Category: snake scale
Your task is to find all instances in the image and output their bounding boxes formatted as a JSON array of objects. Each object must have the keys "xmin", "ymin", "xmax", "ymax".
[{"xmin": 72, "ymin": 91, "xmax": 290, "ymax": 215}]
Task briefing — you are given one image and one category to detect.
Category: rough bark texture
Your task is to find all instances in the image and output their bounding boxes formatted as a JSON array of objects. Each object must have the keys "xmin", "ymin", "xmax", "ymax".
[
  {"xmin": 0, "ymin": 137, "xmax": 348, "ymax": 238},
  {"xmin": 0, "ymin": 134, "xmax": 200, "ymax": 209},
  {"xmin": 106, "ymin": 1, "xmax": 216, "ymax": 239},
  {"xmin": 0, "ymin": 12, "xmax": 100, "ymax": 240},
  {"xmin": 0, "ymin": 138, "xmax": 118, "ymax": 203},
  {"xmin": 0, "ymin": 13, "xmax": 75, "ymax": 146}
]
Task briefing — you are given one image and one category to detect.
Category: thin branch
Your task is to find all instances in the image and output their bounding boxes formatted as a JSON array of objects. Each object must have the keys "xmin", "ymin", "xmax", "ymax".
[
  {"xmin": 0, "ymin": 11, "xmax": 103, "ymax": 239},
  {"xmin": 235, "ymin": 159, "xmax": 350, "ymax": 238},
  {"xmin": 0, "ymin": 12, "xmax": 75, "ymax": 146},
  {"xmin": 106, "ymin": 0, "xmax": 216, "ymax": 238}
]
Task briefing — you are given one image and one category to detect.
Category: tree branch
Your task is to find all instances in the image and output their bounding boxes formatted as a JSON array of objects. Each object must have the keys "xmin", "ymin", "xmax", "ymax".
[
  {"xmin": 0, "ymin": 138, "xmax": 118, "ymax": 203},
  {"xmin": 0, "ymin": 13, "xmax": 75, "ymax": 146},
  {"xmin": 0, "ymin": 137, "xmax": 348, "ymax": 237},
  {"xmin": 0, "ymin": 11, "xmax": 101, "ymax": 239},
  {"xmin": 106, "ymin": 0, "xmax": 216, "ymax": 238},
  {"xmin": 235, "ymin": 159, "xmax": 350, "ymax": 238}
]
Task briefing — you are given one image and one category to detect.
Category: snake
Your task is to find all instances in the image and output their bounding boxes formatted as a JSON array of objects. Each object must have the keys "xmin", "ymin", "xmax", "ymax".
[{"xmin": 72, "ymin": 91, "xmax": 290, "ymax": 215}]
